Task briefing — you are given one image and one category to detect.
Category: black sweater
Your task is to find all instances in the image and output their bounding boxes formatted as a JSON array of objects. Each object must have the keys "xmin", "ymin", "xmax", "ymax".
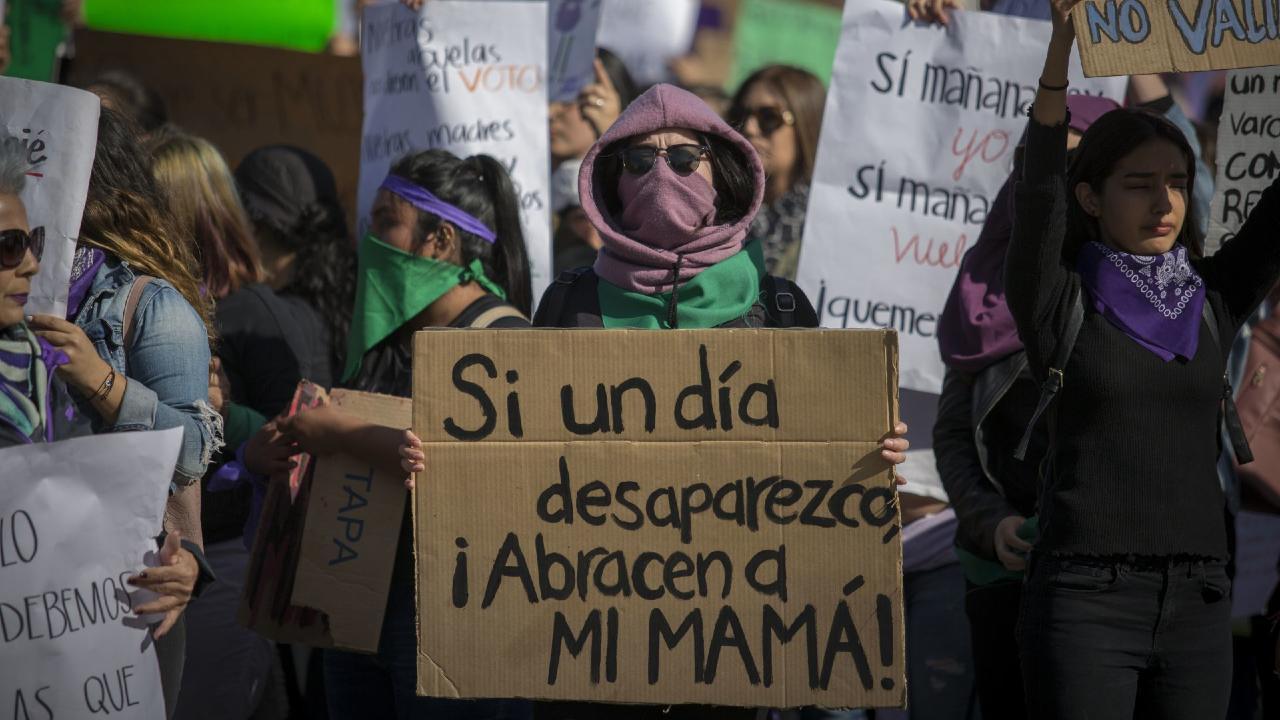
[{"xmin": 1006, "ymin": 117, "xmax": 1280, "ymax": 559}]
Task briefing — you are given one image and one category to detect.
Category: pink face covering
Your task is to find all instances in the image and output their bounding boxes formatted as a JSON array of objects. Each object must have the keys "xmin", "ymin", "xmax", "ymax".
[{"xmin": 595, "ymin": 160, "xmax": 749, "ymax": 293}]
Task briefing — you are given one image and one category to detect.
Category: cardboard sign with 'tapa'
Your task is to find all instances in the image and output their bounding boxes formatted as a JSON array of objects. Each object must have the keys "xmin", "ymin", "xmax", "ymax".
[
  {"xmin": 1071, "ymin": 0, "xmax": 1280, "ymax": 77},
  {"xmin": 412, "ymin": 329, "xmax": 905, "ymax": 709}
]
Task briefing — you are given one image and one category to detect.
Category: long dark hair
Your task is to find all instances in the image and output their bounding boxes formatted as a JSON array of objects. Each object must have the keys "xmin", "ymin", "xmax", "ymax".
[
  {"xmin": 234, "ymin": 146, "xmax": 356, "ymax": 371},
  {"xmin": 595, "ymin": 134, "xmax": 756, "ymax": 225},
  {"xmin": 1067, "ymin": 109, "xmax": 1203, "ymax": 258},
  {"xmin": 390, "ymin": 150, "xmax": 532, "ymax": 315}
]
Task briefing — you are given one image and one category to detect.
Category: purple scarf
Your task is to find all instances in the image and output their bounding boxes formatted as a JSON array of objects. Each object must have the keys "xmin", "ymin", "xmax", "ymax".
[
  {"xmin": 66, "ymin": 246, "xmax": 106, "ymax": 319},
  {"xmin": 937, "ymin": 177, "xmax": 1019, "ymax": 372},
  {"xmin": 1077, "ymin": 241, "xmax": 1205, "ymax": 361}
]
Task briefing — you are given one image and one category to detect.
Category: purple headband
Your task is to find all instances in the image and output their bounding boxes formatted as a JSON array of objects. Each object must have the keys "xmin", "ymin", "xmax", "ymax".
[{"xmin": 380, "ymin": 174, "xmax": 497, "ymax": 244}]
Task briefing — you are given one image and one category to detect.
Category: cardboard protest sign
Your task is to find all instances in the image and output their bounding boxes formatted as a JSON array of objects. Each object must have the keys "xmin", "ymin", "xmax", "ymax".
[
  {"xmin": 730, "ymin": 0, "xmax": 844, "ymax": 89},
  {"xmin": 596, "ymin": 0, "xmax": 700, "ymax": 85},
  {"xmin": 67, "ymin": 29, "xmax": 363, "ymax": 227},
  {"xmin": 1207, "ymin": 68, "xmax": 1280, "ymax": 254},
  {"xmin": 291, "ymin": 390, "xmax": 412, "ymax": 651},
  {"xmin": 1072, "ymin": 0, "xmax": 1280, "ymax": 76},
  {"xmin": 0, "ymin": 77, "xmax": 99, "ymax": 317},
  {"xmin": 796, "ymin": 0, "xmax": 1125, "ymax": 394},
  {"xmin": 83, "ymin": 0, "xmax": 335, "ymax": 53},
  {"xmin": 549, "ymin": 0, "xmax": 605, "ymax": 103},
  {"xmin": 412, "ymin": 329, "xmax": 905, "ymax": 708},
  {"xmin": 359, "ymin": 1, "xmax": 553, "ymax": 301},
  {"xmin": 240, "ymin": 389, "xmax": 410, "ymax": 653},
  {"xmin": 0, "ymin": 428, "xmax": 182, "ymax": 719}
]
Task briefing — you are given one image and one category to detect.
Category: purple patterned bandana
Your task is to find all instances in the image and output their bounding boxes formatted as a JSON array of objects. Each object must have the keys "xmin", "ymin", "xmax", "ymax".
[{"xmin": 1077, "ymin": 241, "xmax": 1205, "ymax": 362}]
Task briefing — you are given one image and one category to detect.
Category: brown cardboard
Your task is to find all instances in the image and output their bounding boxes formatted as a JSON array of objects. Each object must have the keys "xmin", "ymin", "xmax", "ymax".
[
  {"xmin": 412, "ymin": 329, "xmax": 905, "ymax": 708},
  {"xmin": 1072, "ymin": 0, "xmax": 1280, "ymax": 77},
  {"xmin": 239, "ymin": 389, "xmax": 410, "ymax": 653},
  {"xmin": 291, "ymin": 390, "xmax": 413, "ymax": 652},
  {"xmin": 66, "ymin": 30, "xmax": 362, "ymax": 224}
]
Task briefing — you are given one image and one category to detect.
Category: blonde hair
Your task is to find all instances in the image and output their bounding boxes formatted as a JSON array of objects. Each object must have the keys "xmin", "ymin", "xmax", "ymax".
[
  {"xmin": 152, "ymin": 131, "xmax": 263, "ymax": 299},
  {"xmin": 81, "ymin": 109, "xmax": 215, "ymax": 340}
]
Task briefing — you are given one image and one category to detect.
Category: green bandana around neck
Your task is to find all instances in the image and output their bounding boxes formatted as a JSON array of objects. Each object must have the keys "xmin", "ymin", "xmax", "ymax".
[
  {"xmin": 597, "ymin": 241, "xmax": 766, "ymax": 329},
  {"xmin": 342, "ymin": 233, "xmax": 506, "ymax": 382}
]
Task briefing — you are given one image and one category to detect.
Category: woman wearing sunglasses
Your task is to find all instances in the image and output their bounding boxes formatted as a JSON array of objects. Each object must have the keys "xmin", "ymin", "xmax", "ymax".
[
  {"xmin": 0, "ymin": 135, "xmax": 85, "ymax": 447},
  {"xmin": 727, "ymin": 65, "xmax": 826, "ymax": 281}
]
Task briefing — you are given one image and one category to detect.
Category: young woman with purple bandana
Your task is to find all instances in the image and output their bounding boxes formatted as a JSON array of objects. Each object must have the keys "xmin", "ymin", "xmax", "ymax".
[{"xmin": 1008, "ymin": 1, "xmax": 1280, "ymax": 717}]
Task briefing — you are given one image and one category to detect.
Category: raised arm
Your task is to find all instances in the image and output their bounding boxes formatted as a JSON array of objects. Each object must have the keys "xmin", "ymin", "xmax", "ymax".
[
  {"xmin": 1200, "ymin": 176, "xmax": 1280, "ymax": 330},
  {"xmin": 1003, "ymin": 0, "xmax": 1080, "ymax": 372}
]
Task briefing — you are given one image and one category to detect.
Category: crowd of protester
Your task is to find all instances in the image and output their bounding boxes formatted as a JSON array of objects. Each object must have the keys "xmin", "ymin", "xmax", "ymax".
[{"xmin": 2, "ymin": 0, "xmax": 1279, "ymax": 719}]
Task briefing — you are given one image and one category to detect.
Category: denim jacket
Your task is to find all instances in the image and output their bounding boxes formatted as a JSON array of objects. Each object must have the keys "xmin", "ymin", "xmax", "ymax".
[{"xmin": 72, "ymin": 256, "xmax": 223, "ymax": 486}]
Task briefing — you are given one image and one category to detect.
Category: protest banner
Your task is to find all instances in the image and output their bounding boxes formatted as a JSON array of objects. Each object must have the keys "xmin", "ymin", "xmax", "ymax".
[
  {"xmin": 796, "ymin": 0, "xmax": 1125, "ymax": 394},
  {"xmin": 359, "ymin": 1, "xmax": 553, "ymax": 300},
  {"xmin": 67, "ymin": 29, "xmax": 363, "ymax": 230},
  {"xmin": 0, "ymin": 77, "xmax": 99, "ymax": 317},
  {"xmin": 82, "ymin": 0, "xmax": 335, "ymax": 53},
  {"xmin": 730, "ymin": 0, "xmax": 844, "ymax": 89},
  {"xmin": 549, "ymin": 0, "xmax": 605, "ymax": 103},
  {"xmin": 1207, "ymin": 68, "xmax": 1280, "ymax": 254},
  {"xmin": 412, "ymin": 329, "xmax": 905, "ymax": 708},
  {"xmin": 596, "ymin": 0, "xmax": 700, "ymax": 85},
  {"xmin": 239, "ymin": 389, "xmax": 410, "ymax": 653},
  {"xmin": 1072, "ymin": 0, "xmax": 1280, "ymax": 76},
  {"xmin": 0, "ymin": 428, "xmax": 182, "ymax": 720}
]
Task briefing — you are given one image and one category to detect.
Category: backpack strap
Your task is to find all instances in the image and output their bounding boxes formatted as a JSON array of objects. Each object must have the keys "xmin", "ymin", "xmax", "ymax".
[
  {"xmin": 122, "ymin": 275, "xmax": 155, "ymax": 352},
  {"xmin": 762, "ymin": 275, "xmax": 797, "ymax": 328},
  {"xmin": 469, "ymin": 305, "xmax": 528, "ymax": 328},
  {"xmin": 1203, "ymin": 298, "xmax": 1254, "ymax": 464},
  {"xmin": 1014, "ymin": 285, "xmax": 1085, "ymax": 461},
  {"xmin": 532, "ymin": 267, "xmax": 602, "ymax": 328}
]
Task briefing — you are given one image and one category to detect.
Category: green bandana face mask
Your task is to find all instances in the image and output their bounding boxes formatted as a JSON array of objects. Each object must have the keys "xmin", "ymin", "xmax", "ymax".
[{"xmin": 342, "ymin": 233, "xmax": 505, "ymax": 382}]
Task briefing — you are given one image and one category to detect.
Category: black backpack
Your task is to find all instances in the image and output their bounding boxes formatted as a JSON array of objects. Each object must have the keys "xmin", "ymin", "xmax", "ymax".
[{"xmin": 532, "ymin": 267, "xmax": 818, "ymax": 329}]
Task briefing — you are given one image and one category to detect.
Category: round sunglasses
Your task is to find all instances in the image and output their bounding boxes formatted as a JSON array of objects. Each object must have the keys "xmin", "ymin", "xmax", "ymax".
[
  {"xmin": 618, "ymin": 144, "xmax": 710, "ymax": 177},
  {"xmin": 728, "ymin": 105, "xmax": 796, "ymax": 137},
  {"xmin": 0, "ymin": 226, "xmax": 44, "ymax": 269}
]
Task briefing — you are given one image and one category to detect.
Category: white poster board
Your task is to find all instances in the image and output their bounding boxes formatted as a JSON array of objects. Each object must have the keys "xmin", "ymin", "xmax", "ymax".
[
  {"xmin": 0, "ymin": 428, "xmax": 182, "ymax": 720},
  {"xmin": 549, "ymin": 0, "xmax": 604, "ymax": 102},
  {"xmin": 359, "ymin": 0, "xmax": 552, "ymax": 300},
  {"xmin": 0, "ymin": 78, "xmax": 100, "ymax": 318},
  {"xmin": 796, "ymin": 0, "xmax": 1125, "ymax": 393},
  {"xmin": 1207, "ymin": 69, "xmax": 1280, "ymax": 255},
  {"xmin": 596, "ymin": 0, "xmax": 699, "ymax": 86}
]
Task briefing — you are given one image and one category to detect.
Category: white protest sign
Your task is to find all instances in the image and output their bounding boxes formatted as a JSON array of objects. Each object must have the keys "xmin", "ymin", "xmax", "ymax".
[
  {"xmin": 1207, "ymin": 69, "xmax": 1280, "ymax": 255},
  {"xmin": 0, "ymin": 428, "xmax": 181, "ymax": 720},
  {"xmin": 549, "ymin": 0, "xmax": 604, "ymax": 103},
  {"xmin": 0, "ymin": 78, "xmax": 100, "ymax": 318},
  {"xmin": 596, "ymin": 0, "xmax": 699, "ymax": 85},
  {"xmin": 359, "ymin": 0, "xmax": 552, "ymax": 300},
  {"xmin": 796, "ymin": 0, "xmax": 1125, "ymax": 393}
]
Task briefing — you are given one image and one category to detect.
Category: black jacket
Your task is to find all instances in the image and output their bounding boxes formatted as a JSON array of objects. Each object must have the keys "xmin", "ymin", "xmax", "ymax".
[{"xmin": 934, "ymin": 351, "xmax": 1045, "ymax": 560}]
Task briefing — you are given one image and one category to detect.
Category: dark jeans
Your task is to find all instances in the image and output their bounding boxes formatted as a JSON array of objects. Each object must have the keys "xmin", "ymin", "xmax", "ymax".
[
  {"xmin": 965, "ymin": 580, "xmax": 1026, "ymax": 720},
  {"xmin": 324, "ymin": 571, "xmax": 532, "ymax": 720},
  {"xmin": 1018, "ymin": 556, "xmax": 1233, "ymax": 720}
]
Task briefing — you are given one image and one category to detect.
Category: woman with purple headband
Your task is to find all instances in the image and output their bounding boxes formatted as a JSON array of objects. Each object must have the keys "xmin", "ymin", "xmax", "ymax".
[{"xmin": 267, "ymin": 149, "xmax": 533, "ymax": 720}]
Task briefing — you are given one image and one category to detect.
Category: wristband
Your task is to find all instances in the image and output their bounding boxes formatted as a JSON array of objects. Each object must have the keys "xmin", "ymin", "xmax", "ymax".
[
  {"xmin": 1039, "ymin": 77, "xmax": 1069, "ymax": 92},
  {"xmin": 93, "ymin": 369, "xmax": 116, "ymax": 402}
]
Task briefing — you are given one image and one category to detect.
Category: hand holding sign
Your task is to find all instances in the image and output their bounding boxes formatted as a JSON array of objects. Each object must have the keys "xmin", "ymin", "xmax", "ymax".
[
  {"xmin": 128, "ymin": 530, "xmax": 199, "ymax": 639},
  {"xmin": 906, "ymin": 0, "xmax": 962, "ymax": 27}
]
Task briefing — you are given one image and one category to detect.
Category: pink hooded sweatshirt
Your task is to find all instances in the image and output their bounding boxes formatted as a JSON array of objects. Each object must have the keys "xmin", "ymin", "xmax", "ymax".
[{"xmin": 578, "ymin": 83, "xmax": 766, "ymax": 294}]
